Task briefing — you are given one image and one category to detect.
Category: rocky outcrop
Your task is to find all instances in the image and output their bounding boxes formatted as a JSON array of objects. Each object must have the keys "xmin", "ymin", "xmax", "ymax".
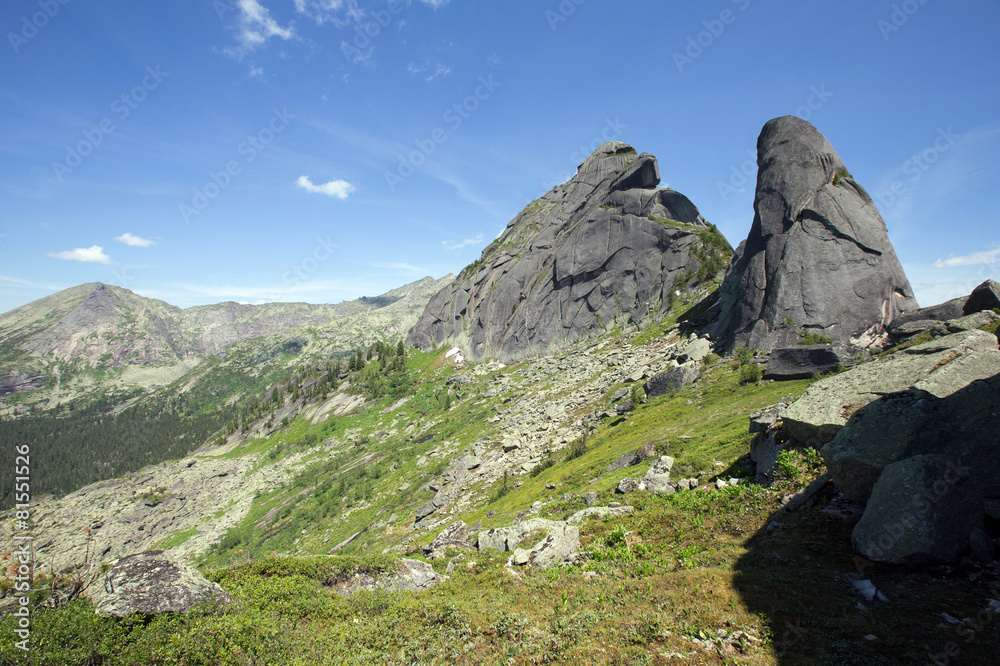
[
  {"xmin": 783, "ymin": 329, "xmax": 1000, "ymax": 446},
  {"xmin": 711, "ymin": 116, "xmax": 918, "ymax": 353},
  {"xmin": 406, "ymin": 142, "xmax": 730, "ymax": 360},
  {"xmin": 91, "ymin": 551, "xmax": 230, "ymax": 616},
  {"xmin": 821, "ymin": 360, "xmax": 1000, "ymax": 505}
]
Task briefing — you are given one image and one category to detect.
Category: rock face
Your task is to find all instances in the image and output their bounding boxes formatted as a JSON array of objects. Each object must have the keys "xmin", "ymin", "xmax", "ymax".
[
  {"xmin": 92, "ymin": 551, "xmax": 230, "ymax": 616},
  {"xmin": 712, "ymin": 116, "xmax": 918, "ymax": 353},
  {"xmin": 406, "ymin": 142, "xmax": 731, "ymax": 360}
]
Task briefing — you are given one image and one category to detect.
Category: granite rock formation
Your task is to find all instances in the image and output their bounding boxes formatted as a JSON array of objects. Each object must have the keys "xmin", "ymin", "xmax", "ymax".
[
  {"xmin": 712, "ymin": 116, "xmax": 918, "ymax": 353},
  {"xmin": 407, "ymin": 142, "xmax": 730, "ymax": 360}
]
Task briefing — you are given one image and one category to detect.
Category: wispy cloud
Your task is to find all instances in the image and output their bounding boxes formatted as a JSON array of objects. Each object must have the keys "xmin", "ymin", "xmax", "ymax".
[
  {"xmin": 47, "ymin": 246, "xmax": 115, "ymax": 265},
  {"xmin": 442, "ymin": 233, "xmax": 483, "ymax": 250},
  {"xmin": 115, "ymin": 233, "xmax": 157, "ymax": 247},
  {"xmin": 0, "ymin": 275, "xmax": 68, "ymax": 291},
  {"xmin": 934, "ymin": 244, "xmax": 1000, "ymax": 268},
  {"xmin": 407, "ymin": 60, "xmax": 452, "ymax": 82},
  {"xmin": 225, "ymin": 0, "xmax": 296, "ymax": 58},
  {"xmin": 296, "ymin": 175, "xmax": 356, "ymax": 198},
  {"xmin": 371, "ymin": 262, "xmax": 429, "ymax": 277}
]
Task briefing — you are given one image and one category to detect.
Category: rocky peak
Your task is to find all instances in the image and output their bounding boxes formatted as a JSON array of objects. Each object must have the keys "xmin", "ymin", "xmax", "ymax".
[
  {"xmin": 406, "ymin": 143, "xmax": 729, "ymax": 360},
  {"xmin": 711, "ymin": 116, "xmax": 918, "ymax": 352}
]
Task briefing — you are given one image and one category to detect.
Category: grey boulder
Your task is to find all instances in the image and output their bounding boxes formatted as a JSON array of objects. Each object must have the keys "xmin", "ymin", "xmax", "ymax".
[
  {"xmin": 964, "ymin": 279, "xmax": 1000, "ymax": 315},
  {"xmin": 784, "ymin": 329, "xmax": 1000, "ymax": 446},
  {"xmin": 852, "ymin": 455, "xmax": 984, "ymax": 564},
  {"xmin": 645, "ymin": 365, "xmax": 698, "ymax": 398},
  {"xmin": 764, "ymin": 344, "xmax": 857, "ymax": 380},
  {"xmin": 92, "ymin": 551, "xmax": 230, "ymax": 616}
]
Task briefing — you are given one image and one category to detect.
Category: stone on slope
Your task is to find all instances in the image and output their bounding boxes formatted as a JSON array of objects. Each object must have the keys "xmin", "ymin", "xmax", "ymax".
[
  {"xmin": 763, "ymin": 344, "xmax": 857, "ymax": 380},
  {"xmin": 852, "ymin": 455, "xmax": 984, "ymax": 564},
  {"xmin": 424, "ymin": 521, "xmax": 473, "ymax": 558},
  {"xmin": 645, "ymin": 365, "xmax": 698, "ymax": 398},
  {"xmin": 643, "ymin": 456, "xmax": 677, "ymax": 494},
  {"xmin": 606, "ymin": 441, "xmax": 657, "ymax": 473},
  {"xmin": 749, "ymin": 396, "xmax": 793, "ymax": 433},
  {"xmin": 964, "ymin": 279, "xmax": 1000, "ymax": 315},
  {"xmin": 711, "ymin": 116, "xmax": 918, "ymax": 354},
  {"xmin": 511, "ymin": 524, "xmax": 580, "ymax": 568},
  {"xmin": 93, "ymin": 551, "xmax": 230, "ymax": 616},
  {"xmin": 892, "ymin": 297, "xmax": 967, "ymax": 328},
  {"xmin": 406, "ymin": 141, "xmax": 731, "ymax": 360},
  {"xmin": 783, "ymin": 329, "xmax": 1000, "ymax": 446}
]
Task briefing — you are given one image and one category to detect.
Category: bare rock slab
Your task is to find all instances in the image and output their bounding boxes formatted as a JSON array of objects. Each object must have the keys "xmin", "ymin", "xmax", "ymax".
[{"xmin": 784, "ymin": 329, "xmax": 1000, "ymax": 446}]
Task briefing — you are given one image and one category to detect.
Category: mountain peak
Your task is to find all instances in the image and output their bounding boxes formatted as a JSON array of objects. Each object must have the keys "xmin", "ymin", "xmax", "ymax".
[{"xmin": 407, "ymin": 142, "xmax": 728, "ymax": 360}]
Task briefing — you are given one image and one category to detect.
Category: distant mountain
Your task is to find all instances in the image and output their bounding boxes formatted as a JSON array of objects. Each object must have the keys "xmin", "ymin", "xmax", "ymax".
[{"xmin": 0, "ymin": 276, "xmax": 451, "ymax": 413}]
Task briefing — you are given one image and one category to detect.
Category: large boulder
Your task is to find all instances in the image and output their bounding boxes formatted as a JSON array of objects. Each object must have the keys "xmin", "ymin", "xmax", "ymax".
[
  {"xmin": 406, "ymin": 142, "xmax": 732, "ymax": 360},
  {"xmin": 852, "ymin": 455, "xmax": 984, "ymax": 564},
  {"xmin": 763, "ymin": 344, "xmax": 857, "ymax": 380},
  {"xmin": 783, "ymin": 329, "xmax": 1000, "ymax": 446},
  {"xmin": 92, "ymin": 551, "xmax": 230, "ymax": 616},
  {"xmin": 645, "ymin": 365, "xmax": 698, "ymax": 398},
  {"xmin": 711, "ymin": 116, "xmax": 918, "ymax": 353},
  {"xmin": 821, "ymin": 366, "xmax": 1000, "ymax": 504},
  {"xmin": 964, "ymin": 279, "xmax": 1000, "ymax": 315}
]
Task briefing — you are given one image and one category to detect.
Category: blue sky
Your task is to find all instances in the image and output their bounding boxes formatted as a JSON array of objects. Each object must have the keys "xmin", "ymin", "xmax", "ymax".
[{"xmin": 1, "ymin": 0, "xmax": 998, "ymax": 314}]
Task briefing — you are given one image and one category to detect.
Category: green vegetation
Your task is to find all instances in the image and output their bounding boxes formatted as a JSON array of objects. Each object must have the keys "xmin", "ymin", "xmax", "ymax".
[
  {"xmin": 739, "ymin": 363, "xmax": 763, "ymax": 385},
  {"xmin": 798, "ymin": 332, "xmax": 833, "ymax": 346}
]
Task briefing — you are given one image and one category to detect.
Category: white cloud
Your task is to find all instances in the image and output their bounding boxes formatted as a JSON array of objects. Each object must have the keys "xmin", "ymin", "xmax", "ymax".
[
  {"xmin": 227, "ymin": 0, "xmax": 295, "ymax": 56},
  {"xmin": 115, "ymin": 233, "xmax": 157, "ymax": 248},
  {"xmin": 296, "ymin": 175, "xmax": 356, "ymax": 199},
  {"xmin": 47, "ymin": 246, "xmax": 115, "ymax": 265},
  {"xmin": 418, "ymin": 0, "xmax": 452, "ymax": 8},
  {"xmin": 442, "ymin": 234, "xmax": 483, "ymax": 251},
  {"xmin": 933, "ymin": 245, "xmax": 1000, "ymax": 268},
  {"xmin": 407, "ymin": 60, "xmax": 452, "ymax": 82}
]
